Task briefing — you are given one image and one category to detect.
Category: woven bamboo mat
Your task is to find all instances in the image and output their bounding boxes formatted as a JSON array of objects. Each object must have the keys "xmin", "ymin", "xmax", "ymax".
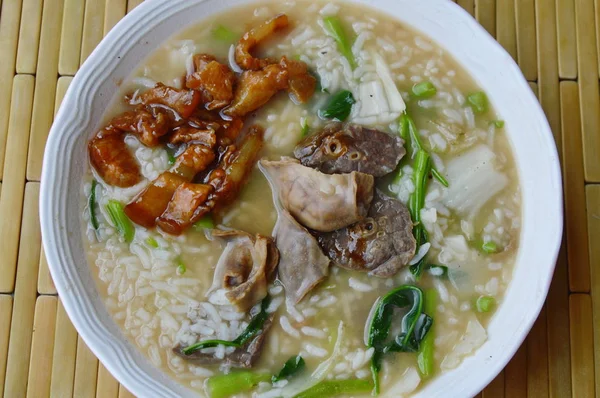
[{"xmin": 0, "ymin": 0, "xmax": 596, "ymax": 396}]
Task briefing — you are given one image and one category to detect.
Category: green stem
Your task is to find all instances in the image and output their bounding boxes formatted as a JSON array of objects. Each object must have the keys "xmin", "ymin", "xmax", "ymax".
[
  {"xmin": 417, "ymin": 289, "xmax": 437, "ymax": 378},
  {"xmin": 205, "ymin": 371, "xmax": 271, "ymax": 398},
  {"xmin": 106, "ymin": 200, "xmax": 135, "ymax": 243},
  {"xmin": 293, "ymin": 379, "xmax": 373, "ymax": 398}
]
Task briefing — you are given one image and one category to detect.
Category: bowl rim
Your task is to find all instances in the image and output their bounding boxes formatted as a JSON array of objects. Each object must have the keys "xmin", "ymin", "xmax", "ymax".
[{"xmin": 40, "ymin": 0, "xmax": 563, "ymax": 397}]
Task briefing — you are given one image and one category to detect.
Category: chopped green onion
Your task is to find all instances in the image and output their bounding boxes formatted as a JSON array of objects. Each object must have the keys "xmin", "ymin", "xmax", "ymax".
[
  {"xmin": 417, "ymin": 289, "xmax": 437, "ymax": 378},
  {"xmin": 272, "ymin": 355, "xmax": 305, "ymax": 382},
  {"xmin": 412, "ymin": 81, "xmax": 437, "ymax": 98},
  {"xmin": 300, "ymin": 118, "xmax": 310, "ymax": 137},
  {"xmin": 106, "ymin": 200, "xmax": 135, "ymax": 243},
  {"xmin": 492, "ymin": 120, "xmax": 505, "ymax": 128},
  {"xmin": 211, "ymin": 25, "xmax": 238, "ymax": 43},
  {"xmin": 367, "ymin": 285, "xmax": 433, "ymax": 394},
  {"xmin": 89, "ymin": 180, "xmax": 99, "ymax": 230},
  {"xmin": 322, "ymin": 16, "xmax": 356, "ymax": 69},
  {"xmin": 176, "ymin": 261, "xmax": 186, "ymax": 275},
  {"xmin": 182, "ymin": 295, "xmax": 271, "ymax": 355},
  {"xmin": 482, "ymin": 241, "xmax": 499, "ymax": 254},
  {"xmin": 476, "ymin": 296, "xmax": 496, "ymax": 313},
  {"xmin": 193, "ymin": 214, "xmax": 215, "ymax": 231},
  {"xmin": 294, "ymin": 379, "xmax": 373, "ymax": 398},
  {"xmin": 319, "ymin": 90, "xmax": 356, "ymax": 121},
  {"xmin": 145, "ymin": 236, "xmax": 159, "ymax": 248},
  {"xmin": 166, "ymin": 149, "xmax": 176, "ymax": 166},
  {"xmin": 205, "ymin": 371, "xmax": 271, "ymax": 398},
  {"xmin": 467, "ymin": 91, "xmax": 489, "ymax": 114}
]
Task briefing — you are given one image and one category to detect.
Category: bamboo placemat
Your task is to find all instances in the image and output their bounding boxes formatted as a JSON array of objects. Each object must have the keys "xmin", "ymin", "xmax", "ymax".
[{"xmin": 0, "ymin": 0, "xmax": 596, "ymax": 396}]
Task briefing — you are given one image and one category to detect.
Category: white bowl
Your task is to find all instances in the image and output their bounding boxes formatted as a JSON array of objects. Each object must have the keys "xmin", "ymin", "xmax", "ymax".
[{"xmin": 40, "ymin": 0, "xmax": 563, "ymax": 396}]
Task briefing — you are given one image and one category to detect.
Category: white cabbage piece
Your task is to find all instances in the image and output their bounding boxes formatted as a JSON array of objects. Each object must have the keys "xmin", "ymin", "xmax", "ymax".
[{"xmin": 442, "ymin": 144, "xmax": 508, "ymax": 217}]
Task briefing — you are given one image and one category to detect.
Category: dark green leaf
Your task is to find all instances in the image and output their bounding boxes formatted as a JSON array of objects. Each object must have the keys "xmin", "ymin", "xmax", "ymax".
[
  {"xmin": 272, "ymin": 355, "xmax": 305, "ymax": 382},
  {"xmin": 89, "ymin": 180, "xmax": 99, "ymax": 230},
  {"xmin": 319, "ymin": 90, "xmax": 355, "ymax": 121}
]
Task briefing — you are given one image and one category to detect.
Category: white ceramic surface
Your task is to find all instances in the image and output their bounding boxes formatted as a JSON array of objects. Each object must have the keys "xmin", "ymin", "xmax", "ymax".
[{"xmin": 40, "ymin": 0, "xmax": 563, "ymax": 397}]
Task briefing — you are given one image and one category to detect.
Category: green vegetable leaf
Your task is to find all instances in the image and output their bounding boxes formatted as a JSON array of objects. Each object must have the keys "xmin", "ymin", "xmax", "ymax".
[
  {"xmin": 193, "ymin": 214, "xmax": 215, "ymax": 231},
  {"xmin": 89, "ymin": 180, "xmax": 99, "ymax": 230},
  {"xmin": 106, "ymin": 200, "xmax": 135, "ymax": 243},
  {"xmin": 293, "ymin": 379, "xmax": 373, "ymax": 398},
  {"xmin": 492, "ymin": 120, "xmax": 505, "ymax": 128},
  {"xmin": 182, "ymin": 295, "xmax": 271, "ymax": 355},
  {"xmin": 300, "ymin": 118, "xmax": 310, "ymax": 137},
  {"xmin": 412, "ymin": 81, "xmax": 437, "ymax": 98},
  {"xmin": 272, "ymin": 355, "xmax": 305, "ymax": 382},
  {"xmin": 176, "ymin": 259, "xmax": 186, "ymax": 275},
  {"xmin": 367, "ymin": 285, "xmax": 433, "ymax": 394},
  {"xmin": 408, "ymin": 150, "xmax": 432, "ymax": 277},
  {"xmin": 475, "ymin": 296, "xmax": 496, "ymax": 313},
  {"xmin": 212, "ymin": 25, "xmax": 238, "ymax": 43},
  {"xmin": 322, "ymin": 16, "xmax": 356, "ymax": 69},
  {"xmin": 319, "ymin": 90, "xmax": 356, "ymax": 121},
  {"xmin": 467, "ymin": 91, "xmax": 489, "ymax": 114},
  {"xmin": 166, "ymin": 148, "xmax": 176, "ymax": 166},
  {"xmin": 206, "ymin": 371, "xmax": 271, "ymax": 398}
]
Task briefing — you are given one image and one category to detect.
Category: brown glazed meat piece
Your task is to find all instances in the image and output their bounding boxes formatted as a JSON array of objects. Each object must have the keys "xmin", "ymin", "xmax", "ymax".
[
  {"xmin": 123, "ymin": 172, "xmax": 189, "ymax": 228},
  {"xmin": 317, "ymin": 190, "xmax": 417, "ymax": 277},
  {"xmin": 186, "ymin": 54, "xmax": 235, "ymax": 110},
  {"xmin": 279, "ymin": 56, "xmax": 317, "ymax": 103},
  {"xmin": 110, "ymin": 107, "xmax": 171, "ymax": 147},
  {"xmin": 259, "ymin": 158, "xmax": 374, "ymax": 232},
  {"xmin": 235, "ymin": 14, "xmax": 289, "ymax": 70},
  {"xmin": 294, "ymin": 123, "xmax": 406, "ymax": 177},
  {"xmin": 124, "ymin": 146, "xmax": 215, "ymax": 228},
  {"xmin": 88, "ymin": 128, "xmax": 142, "ymax": 187},
  {"xmin": 222, "ymin": 64, "xmax": 289, "ymax": 118},
  {"xmin": 156, "ymin": 183, "xmax": 214, "ymax": 235},
  {"xmin": 139, "ymin": 83, "xmax": 201, "ymax": 118},
  {"xmin": 207, "ymin": 230, "xmax": 279, "ymax": 312},
  {"xmin": 272, "ymin": 209, "xmax": 330, "ymax": 304},
  {"xmin": 167, "ymin": 124, "xmax": 218, "ymax": 147},
  {"xmin": 173, "ymin": 315, "xmax": 273, "ymax": 368}
]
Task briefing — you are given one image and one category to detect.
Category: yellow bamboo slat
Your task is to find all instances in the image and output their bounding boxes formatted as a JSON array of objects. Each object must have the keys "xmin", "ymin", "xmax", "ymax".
[
  {"xmin": 495, "ymin": 0, "xmax": 517, "ymax": 59},
  {"xmin": 49, "ymin": 300, "xmax": 78, "ymax": 398},
  {"xmin": 481, "ymin": 371, "xmax": 504, "ymax": 397},
  {"xmin": 118, "ymin": 385, "xmax": 136, "ymax": 398},
  {"xmin": 3, "ymin": 183, "xmax": 41, "ymax": 398},
  {"xmin": 104, "ymin": 0, "xmax": 127, "ymax": 36},
  {"xmin": 97, "ymin": 363, "xmax": 120, "ymax": 398},
  {"xmin": 37, "ymin": 249, "xmax": 56, "ymax": 295},
  {"xmin": 560, "ymin": 81, "xmax": 590, "ymax": 292},
  {"xmin": 504, "ymin": 342, "xmax": 527, "ymax": 397},
  {"xmin": 58, "ymin": 0, "xmax": 85, "ymax": 76},
  {"xmin": 596, "ymin": 0, "xmax": 600, "ymax": 76},
  {"xmin": 575, "ymin": 0, "xmax": 600, "ymax": 182},
  {"xmin": 73, "ymin": 336, "xmax": 100, "ymax": 398},
  {"xmin": 0, "ymin": 296, "xmax": 14, "ymax": 398},
  {"xmin": 54, "ymin": 76, "xmax": 73, "ymax": 116},
  {"xmin": 26, "ymin": 0, "xmax": 65, "ymax": 182},
  {"xmin": 0, "ymin": 75, "xmax": 34, "ymax": 294},
  {"xmin": 588, "ymin": 185, "xmax": 600, "ymax": 395},
  {"xmin": 81, "ymin": 0, "xmax": 107, "ymax": 65},
  {"xmin": 457, "ymin": 0, "xmax": 475, "ymax": 16},
  {"xmin": 527, "ymin": 306, "xmax": 549, "ymax": 397},
  {"xmin": 26, "ymin": 296, "xmax": 58, "ymax": 398},
  {"xmin": 515, "ymin": 0, "xmax": 537, "ymax": 81},
  {"xmin": 127, "ymin": 0, "xmax": 144, "ymax": 13},
  {"xmin": 556, "ymin": 0, "xmax": 578, "ymax": 79},
  {"xmin": 570, "ymin": 294, "xmax": 596, "ymax": 397},
  {"xmin": 15, "ymin": 0, "xmax": 43, "ymax": 74},
  {"xmin": 475, "ymin": 0, "xmax": 496, "ymax": 37},
  {"xmin": 0, "ymin": 0, "xmax": 23, "ymax": 181}
]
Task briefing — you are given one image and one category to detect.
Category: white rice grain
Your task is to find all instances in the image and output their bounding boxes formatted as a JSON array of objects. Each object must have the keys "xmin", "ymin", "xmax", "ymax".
[
  {"xmin": 348, "ymin": 277, "xmax": 374, "ymax": 292},
  {"xmin": 280, "ymin": 316, "xmax": 300, "ymax": 338}
]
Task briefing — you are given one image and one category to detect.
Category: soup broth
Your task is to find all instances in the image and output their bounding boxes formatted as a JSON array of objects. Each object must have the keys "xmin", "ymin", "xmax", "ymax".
[{"xmin": 81, "ymin": 1, "xmax": 520, "ymax": 397}]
